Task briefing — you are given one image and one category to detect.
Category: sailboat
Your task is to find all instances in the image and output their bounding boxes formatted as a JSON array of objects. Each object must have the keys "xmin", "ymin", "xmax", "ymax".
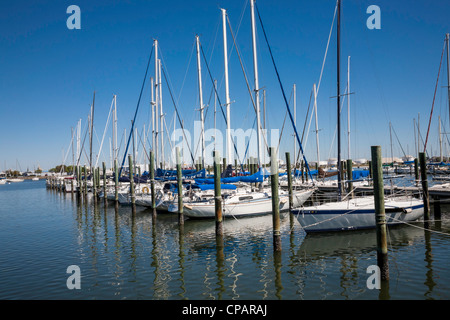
[
  {"xmin": 173, "ymin": 2, "xmax": 314, "ymax": 219},
  {"xmin": 182, "ymin": 186, "xmax": 314, "ymax": 219},
  {"xmin": 173, "ymin": 167, "xmax": 313, "ymax": 218},
  {"xmin": 292, "ymin": 0, "xmax": 424, "ymax": 233}
]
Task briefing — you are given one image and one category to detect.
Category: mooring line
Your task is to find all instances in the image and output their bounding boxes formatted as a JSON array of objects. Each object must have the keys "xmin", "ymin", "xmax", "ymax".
[{"xmin": 388, "ymin": 216, "xmax": 450, "ymax": 237}]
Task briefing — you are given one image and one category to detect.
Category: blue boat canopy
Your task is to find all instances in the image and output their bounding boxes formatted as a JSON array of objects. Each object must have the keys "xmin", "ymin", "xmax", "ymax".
[
  {"xmin": 352, "ymin": 170, "xmax": 370, "ymax": 180},
  {"xmin": 188, "ymin": 184, "xmax": 237, "ymax": 191},
  {"xmin": 429, "ymin": 162, "xmax": 450, "ymax": 166},
  {"xmin": 156, "ymin": 169, "xmax": 206, "ymax": 180},
  {"xmin": 194, "ymin": 169, "xmax": 264, "ymax": 184}
]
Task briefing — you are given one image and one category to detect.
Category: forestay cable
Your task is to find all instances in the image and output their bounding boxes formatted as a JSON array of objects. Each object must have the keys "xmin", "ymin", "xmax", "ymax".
[{"xmin": 255, "ymin": 3, "xmax": 314, "ymax": 182}]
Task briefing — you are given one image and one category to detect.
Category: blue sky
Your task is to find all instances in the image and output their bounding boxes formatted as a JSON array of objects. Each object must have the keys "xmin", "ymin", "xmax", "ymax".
[{"xmin": 1, "ymin": 0, "xmax": 449, "ymax": 171}]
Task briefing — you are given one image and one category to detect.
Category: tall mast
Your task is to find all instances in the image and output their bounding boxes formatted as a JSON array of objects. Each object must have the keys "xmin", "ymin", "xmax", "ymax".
[
  {"xmin": 113, "ymin": 94, "xmax": 117, "ymax": 162},
  {"xmin": 314, "ymin": 83, "xmax": 320, "ymax": 169},
  {"xmin": 222, "ymin": 8, "xmax": 233, "ymax": 164},
  {"xmin": 446, "ymin": 33, "xmax": 450, "ymax": 127},
  {"xmin": 413, "ymin": 118, "xmax": 417, "ymax": 157},
  {"xmin": 293, "ymin": 84, "xmax": 297, "ymax": 165},
  {"xmin": 263, "ymin": 89, "xmax": 266, "ymax": 167},
  {"xmin": 71, "ymin": 126, "xmax": 74, "ymax": 173},
  {"xmin": 195, "ymin": 35, "xmax": 206, "ymax": 169},
  {"xmin": 173, "ymin": 111, "xmax": 176, "ymax": 168},
  {"xmin": 154, "ymin": 39, "xmax": 159, "ymax": 168},
  {"xmin": 132, "ymin": 121, "xmax": 136, "ymax": 170},
  {"xmin": 90, "ymin": 91, "xmax": 95, "ymax": 172},
  {"xmin": 389, "ymin": 121, "xmax": 393, "ymax": 163},
  {"xmin": 159, "ymin": 59, "xmax": 164, "ymax": 169},
  {"xmin": 214, "ymin": 79, "xmax": 217, "ymax": 150},
  {"xmin": 347, "ymin": 56, "xmax": 351, "ymax": 160},
  {"xmin": 439, "ymin": 115, "xmax": 443, "ymax": 162},
  {"xmin": 336, "ymin": 0, "xmax": 342, "ymax": 200},
  {"xmin": 417, "ymin": 113, "xmax": 420, "ymax": 158},
  {"xmin": 250, "ymin": 0, "xmax": 263, "ymax": 168},
  {"xmin": 77, "ymin": 119, "xmax": 81, "ymax": 166},
  {"xmin": 151, "ymin": 77, "xmax": 156, "ymax": 164}
]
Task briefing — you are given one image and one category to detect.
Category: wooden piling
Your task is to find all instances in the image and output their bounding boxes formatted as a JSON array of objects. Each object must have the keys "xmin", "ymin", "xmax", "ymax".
[
  {"xmin": 150, "ymin": 151, "xmax": 157, "ymax": 219},
  {"xmin": 76, "ymin": 166, "xmax": 81, "ymax": 198},
  {"xmin": 301, "ymin": 160, "xmax": 305, "ymax": 183},
  {"xmin": 114, "ymin": 159, "xmax": 119, "ymax": 205},
  {"xmin": 433, "ymin": 196, "xmax": 442, "ymax": 220},
  {"xmin": 419, "ymin": 152, "xmax": 430, "ymax": 222},
  {"xmin": 102, "ymin": 162, "xmax": 107, "ymax": 205},
  {"xmin": 214, "ymin": 151, "xmax": 223, "ymax": 236},
  {"xmin": 414, "ymin": 158, "xmax": 419, "ymax": 183},
  {"xmin": 176, "ymin": 147, "xmax": 183, "ymax": 225},
  {"xmin": 285, "ymin": 152, "xmax": 293, "ymax": 210},
  {"xmin": 83, "ymin": 166, "xmax": 87, "ymax": 198},
  {"xmin": 346, "ymin": 159, "xmax": 353, "ymax": 199},
  {"xmin": 340, "ymin": 160, "xmax": 345, "ymax": 192},
  {"xmin": 96, "ymin": 167, "xmax": 100, "ymax": 191},
  {"xmin": 270, "ymin": 147, "xmax": 281, "ymax": 252},
  {"xmin": 128, "ymin": 155, "xmax": 136, "ymax": 211},
  {"xmin": 93, "ymin": 166, "xmax": 97, "ymax": 201},
  {"xmin": 79, "ymin": 168, "xmax": 81, "ymax": 194},
  {"xmin": 371, "ymin": 145, "xmax": 389, "ymax": 281}
]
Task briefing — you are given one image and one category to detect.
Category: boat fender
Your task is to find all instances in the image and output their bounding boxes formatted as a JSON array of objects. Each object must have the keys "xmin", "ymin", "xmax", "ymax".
[
  {"xmin": 184, "ymin": 205, "xmax": 193, "ymax": 210},
  {"xmin": 403, "ymin": 208, "xmax": 412, "ymax": 214}
]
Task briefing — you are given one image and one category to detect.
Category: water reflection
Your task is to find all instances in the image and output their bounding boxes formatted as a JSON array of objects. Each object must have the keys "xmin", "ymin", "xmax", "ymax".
[
  {"xmin": 296, "ymin": 226, "xmax": 426, "ymax": 299},
  {"xmin": 424, "ymin": 229, "xmax": 436, "ymax": 299},
  {"xmin": 41, "ymin": 185, "xmax": 450, "ymax": 300}
]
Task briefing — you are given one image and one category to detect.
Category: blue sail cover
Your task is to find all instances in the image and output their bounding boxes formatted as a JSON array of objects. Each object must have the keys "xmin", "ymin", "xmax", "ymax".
[
  {"xmin": 293, "ymin": 169, "xmax": 318, "ymax": 177},
  {"xmin": 169, "ymin": 183, "xmax": 237, "ymax": 194},
  {"xmin": 429, "ymin": 162, "xmax": 450, "ymax": 166},
  {"xmin": 188, "ymin": 184, "xmax": 237, "ymax": 191},
  {"xmin": 352, "ymin": 170, "xmax": 370, "ymax": 180},
  {"xmin": 119, "ymin": 176, "xmax": 150, "ymax": 183},
  {"xmin": 155, "ymin": 169, "xmax": 207, "ymax": 180},
  {"xmin": 194, "ymin": 169, "xmax": 264, "ymax": 184},
  {"xmin": 156, "ymin": 168, "xmax": 197, "ymax": 177}
]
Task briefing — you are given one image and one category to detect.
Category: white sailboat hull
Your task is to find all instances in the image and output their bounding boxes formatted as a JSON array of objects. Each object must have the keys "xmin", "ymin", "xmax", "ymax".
[
  {"xmin": 181, "ymin": 189, "xmax": 314, "ymax": 219},
  {"xmin": 293, "ymin": 196, "xmax": 424, "ymax": 233}
]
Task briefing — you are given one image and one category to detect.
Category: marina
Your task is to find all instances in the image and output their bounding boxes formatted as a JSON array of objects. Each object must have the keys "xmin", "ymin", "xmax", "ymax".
[
  {"xmin": 1, "ymin": 178, "xmax": 450, "ymax": 301},
  {"xmin": 2, "ymin": 0, "xmax": 450, "ymax": 304}
]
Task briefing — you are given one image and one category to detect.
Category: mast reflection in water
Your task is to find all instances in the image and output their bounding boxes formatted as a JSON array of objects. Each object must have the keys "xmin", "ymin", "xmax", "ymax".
[{"xmin": 0, "ymin": 180, "xmax": 449, "ymax": 300}]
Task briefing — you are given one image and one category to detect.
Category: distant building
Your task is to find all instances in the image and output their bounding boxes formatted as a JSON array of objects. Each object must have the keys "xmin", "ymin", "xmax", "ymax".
[
  {"xmin": 327, "ymin": 158, "xmax": 337, "ymax": 166},
  {"xmin": 382, "ymin": 157, "xmax": 403, "ymax": 164},
  {"xmin": 353, "ymin": 159, "xmax": 367, "ymax": 165},
  {"xmin": 402, "ymin": 155, "xmax": 415, "ymax": 162}
]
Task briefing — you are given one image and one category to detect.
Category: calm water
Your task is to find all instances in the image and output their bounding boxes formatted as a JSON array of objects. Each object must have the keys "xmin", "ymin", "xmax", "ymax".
[{"xmin": 1, "ymin": 179, "xmax": 450, "ymax": 300}]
